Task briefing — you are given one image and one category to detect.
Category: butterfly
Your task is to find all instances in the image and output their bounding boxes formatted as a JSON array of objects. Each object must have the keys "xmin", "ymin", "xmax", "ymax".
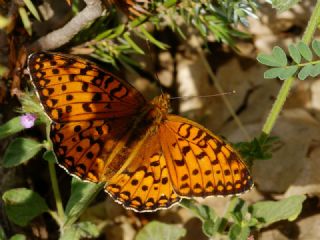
[{"xmin": 28, "ymin": 52, "xmax": 253, "ymax": 212}]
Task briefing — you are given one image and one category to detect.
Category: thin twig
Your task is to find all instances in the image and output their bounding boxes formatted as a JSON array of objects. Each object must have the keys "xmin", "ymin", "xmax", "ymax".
[
  {"xmin": 197, "ymin": 47, "xmax": 251, "ymax": 141},
  {"xmin": 28, "ymin": 0, "xmax": 104, "ymax": 52}
]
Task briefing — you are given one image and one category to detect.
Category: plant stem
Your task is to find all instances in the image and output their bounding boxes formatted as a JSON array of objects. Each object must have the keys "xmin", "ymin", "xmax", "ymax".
[
  {"xmin": 262, "ymin": 0, "xmax": 320, "ymax": 134},
  {"xmin": 49, "ymin": 161, "xmax": 65, "ymax": 222},
  {"xmin": 45, "ymin": 122, "xmax": 65, "ymax": 223},
  {"xmin": 198, "ymin": 47, "xmax": 251, "ymax": 141}
]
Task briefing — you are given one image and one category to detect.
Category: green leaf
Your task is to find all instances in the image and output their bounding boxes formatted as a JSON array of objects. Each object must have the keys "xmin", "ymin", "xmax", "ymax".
[
  {"xmin": 270, "ymin": 0, "xmax": 301, "ymax": 12},
  {"xmin": 0, "ymin": 14, "xmax": 9, "ymax": 29},
  {"xmin": 312, "ymin": 40, "xmax": 320, "ymax": 57},
  {"xmin": 0, "ymin": 226, "xmax": 6, "ymax": 240},
  {"xmin": 10, "ymin": 234, "xmax": 27, "ymax": 240},
  {"xmin": 297, "ymin": 42, "xmax": 312, "ymax": 61},
  {"xmin": 249, "ymin": 195, "xmax": 306, "ymax": 228},
  {"xmin": 0, "ymin": 64, "xmax": 8, "ymax": 76},
  {"xmin": 123, "ymin": 32, "xmax": 144, "ymax": 54},
  {"xmin": 107, "ymin": 24, "xmax": 125, "ymax": 39},
  {"xmin": 298, "ymin": 64, "xmax": 313, "ymax": 80},
  {"xmin": 228, "ymin": 224, "xmax": 250, "ymax": 240},
  {"xmin": 18, "ymin": 7, "xmax": 32, "ymax": 35},
  {"xmin": 3, "ymin": 188, "xmax": 49, "ymax": 227},
  {"xmin": 272, "ymin": 46, "xmax": 287, "ymax": 66},
  {"xmin": 180, "ymin": 199, "xmax": 219, "ymax": 237},
  {"xmin": 43, "ymin": 150, "xmax": 56, "ymax": 163},
  {"xmin": 3, "ymin": 138, "xmax": 43, "ymax": 168},
  {"xmin": 279, "ymin": 66, "xmax": 298, "ymax": 80},
  {"xmin": 95, "ymin": 28, "xmax": 113, "ymax": 41},
  {"xmin": 227, "ymin": 198, "xmax": 248, "ymax": 224},
  {"xmin": 60, "ymin": 222, "xmax": 99, "ymax": 240},
  {"xmin": 288, "ymin": 44, "xmax": 301, "ymax": 64},
  {"xmin": 0, "ymin": 117, "xmax": 25, "ymax": 140},
  {"xmin": 64, "ymin": 178, "xmax": 103, "ymax": 226},
  {"xmin": 139, "ymin": 26, "xmax": 169, "ymax": 50},
  {"xmin": 310, "ymin": 63, "xmax": 320, "ymax": 77},
  {"xmin": 257, "ymin": 48, "xmax": 287, "ymax": 67},
  {"xmin": 135, "ymin": 221, "xmax": 186, "ymax": 240},
  {"xmin": 263, "ymin": 67, "xmax": 284, "ymax": 79},
  {"xmin": 235, "ymin": 133, "xmax": 279, "ymax": 165},
  {"xmin": 23, "ymin": 0, "xmax": 40, "ymax": 21}
]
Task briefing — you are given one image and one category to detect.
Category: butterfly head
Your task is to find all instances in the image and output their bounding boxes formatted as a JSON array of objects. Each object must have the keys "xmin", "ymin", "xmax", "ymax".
[
  {"xmin": 151, "ymin": 93, "xmax": 170, "ymax": 112},
  {"xmin": 147, "ymin": 93, "xmax": 171, "ymax": 125}
]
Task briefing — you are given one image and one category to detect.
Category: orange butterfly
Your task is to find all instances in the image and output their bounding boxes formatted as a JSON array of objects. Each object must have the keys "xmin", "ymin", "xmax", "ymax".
[{"xmin": 28, "ymin": 52, "xmax": 253, "ymax": 212}]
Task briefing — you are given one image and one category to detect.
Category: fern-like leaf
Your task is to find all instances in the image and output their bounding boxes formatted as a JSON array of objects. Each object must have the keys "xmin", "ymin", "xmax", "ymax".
[{"xmin": 258, "ymin": 40, "xmax": 320, "ymax": 81}]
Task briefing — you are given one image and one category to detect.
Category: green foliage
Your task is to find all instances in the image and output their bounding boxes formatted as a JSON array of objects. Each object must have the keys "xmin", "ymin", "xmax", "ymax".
[
  {"xmin": 217, "ymin": 0, "xmax": 258, "ymax": 26},
  {"xmin": 169, "ymin": 0, "xmax": 255, "ymax": 44},
  {"xmin": 64, "ymin": 178, "xmax": 104, "ymax": 226},
  {"xmin": 42, "ymin": 150, "xmax": 57, "ymax": 163},
  {"xmin": 257, "ymin": 40, "xmax": 320, "ymax": 80},
  {"xmin": 3, "ymin": 138, "xmax": 44, "ymax": 168},
  {"xmin": 0, "ymin": 117, "xmax": 25, "ymax": 140},
  {"xmin": 60, "ymin": 222, "xmax": 99, "ymax": 240},
  {"xmin": 19, "ymin": 92, "xmax": 47, "ymax": 123},
  {"xmin": 249, "ymin": 195, "xmax": 306, "ymax": 228},
  {"xmin": 0, "ymin": 14, "xmax": 9, "ymax": 29},
  {"xmin": 18, "ymin": 7, "xmax": 32, "ymax": 36},
  {"xmin": 135, "ymin": 221, "xmax": 186, "ymax": 240},
  {"xmin": 9, "ymin": 234, "xmax": 27, "ymax": 240},
  {"xmin": 181, "ymin": 195, "xmax": 306, "ymax": 239},
  {"xmin": 3, "ymin": 188, "xmax": 49, "ymax": 227},
  {"xmin": 0, "ymin": 227, "xmax": 6, "ymax": 240},
  {"xmin": 268, "ymin": 0, "xmax": 301, "ymax": 12},
  {"xmin": 16, "ymin": 0, "xmax": 41, "ymax": 35},
  {"xmin": 83, "ymin": 0, "xmax": 257, "ymax": 67},
  {"xmin": 235, "ymin": 133, "xmax": 279, "ymax": 166},
  {"xmin": 23, "ymin": 0, "xmax": 41, "ymax": 21},
  {"xmin": 180, "ymin": 199, "xmax": 225, "ymax": 237}
]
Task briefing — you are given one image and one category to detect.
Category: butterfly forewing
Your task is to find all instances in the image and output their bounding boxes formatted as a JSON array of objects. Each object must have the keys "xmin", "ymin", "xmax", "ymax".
[
  {"xmin": 160, "ymin": 115, "xmax": 253, "ymax": 197},
  {"xmin": 28, "ymin": 52, "xmax": 146, "ymax": 122}
]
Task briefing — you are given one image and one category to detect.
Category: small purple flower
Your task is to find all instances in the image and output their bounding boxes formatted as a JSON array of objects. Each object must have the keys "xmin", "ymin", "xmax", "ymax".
[{"xmin": 20, "ymin": 113, "xmax": 37, "ymax": 129}]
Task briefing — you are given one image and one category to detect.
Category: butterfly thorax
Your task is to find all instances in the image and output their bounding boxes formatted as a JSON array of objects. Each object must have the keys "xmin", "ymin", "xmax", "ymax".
[
  {"xmin": 147, "ymin": 93, "xmax": 170, "ymax": 126},
  {"xmin": 101, "ymin": 93, "xmax": 170, "ymax": 180}
]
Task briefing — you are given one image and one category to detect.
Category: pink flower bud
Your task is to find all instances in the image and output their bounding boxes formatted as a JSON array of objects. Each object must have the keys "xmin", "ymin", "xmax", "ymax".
[{"xmin": 20, "ymin": 113, "xmax": 37, "ymax": 129}]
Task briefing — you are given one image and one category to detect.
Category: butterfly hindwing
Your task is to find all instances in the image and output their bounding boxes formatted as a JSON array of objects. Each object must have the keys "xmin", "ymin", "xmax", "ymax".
[
  {"xmin": 50, "ymin": 117, "xmax": 133, "ymax": 182},
  {"xmin": 160, "ymin": 115, "xmax": 253, "ymax": 197},
  {"xmin": 106, "ymin": 133, "xmax": 180, "ymax": 212},
  {"xmin": 28, "ymin": 52, "xmax": 146, "ymax": 122}
]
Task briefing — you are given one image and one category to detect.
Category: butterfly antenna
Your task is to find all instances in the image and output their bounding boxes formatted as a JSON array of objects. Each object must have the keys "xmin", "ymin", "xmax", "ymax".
[
  {"xmin": 146, "ymin": 39, "xmax": 164, "ymax": 95},
  {"xmin": 170, "ymin": 90, "xmax": 236, "ymax": 100}
]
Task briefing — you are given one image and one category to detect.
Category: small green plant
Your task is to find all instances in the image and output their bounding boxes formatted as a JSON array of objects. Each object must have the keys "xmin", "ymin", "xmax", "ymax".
[
  {"xmin": 178, "ymin": 196, "xmax": 305, "ymax": 239},
  {"xmin": 235, "ymin": 133, "xmax": 279, "ymax": 167},
  {"xmin": 257, "ymin": 40, "xmax": 320, "ymax": 81}
]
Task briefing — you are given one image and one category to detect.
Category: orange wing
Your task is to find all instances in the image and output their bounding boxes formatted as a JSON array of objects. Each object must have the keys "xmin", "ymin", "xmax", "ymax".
[
  {"xmin": 50, "ymin": 118, "xmax": 132, "ymax": 182},
  {"xmin": 28, "ymin": 52, "xmax": 146, "ymax": 183},
  {"xmin": 28, "ymin": 52, "xmax": 146, "ymax": 122},
  {"xmin": 106, "ymin": 133, "xmax": 180, "ymax": 212},
  {"xmin": 160, "ymin": 115, "xmax": 253, "ymax": 197}
]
